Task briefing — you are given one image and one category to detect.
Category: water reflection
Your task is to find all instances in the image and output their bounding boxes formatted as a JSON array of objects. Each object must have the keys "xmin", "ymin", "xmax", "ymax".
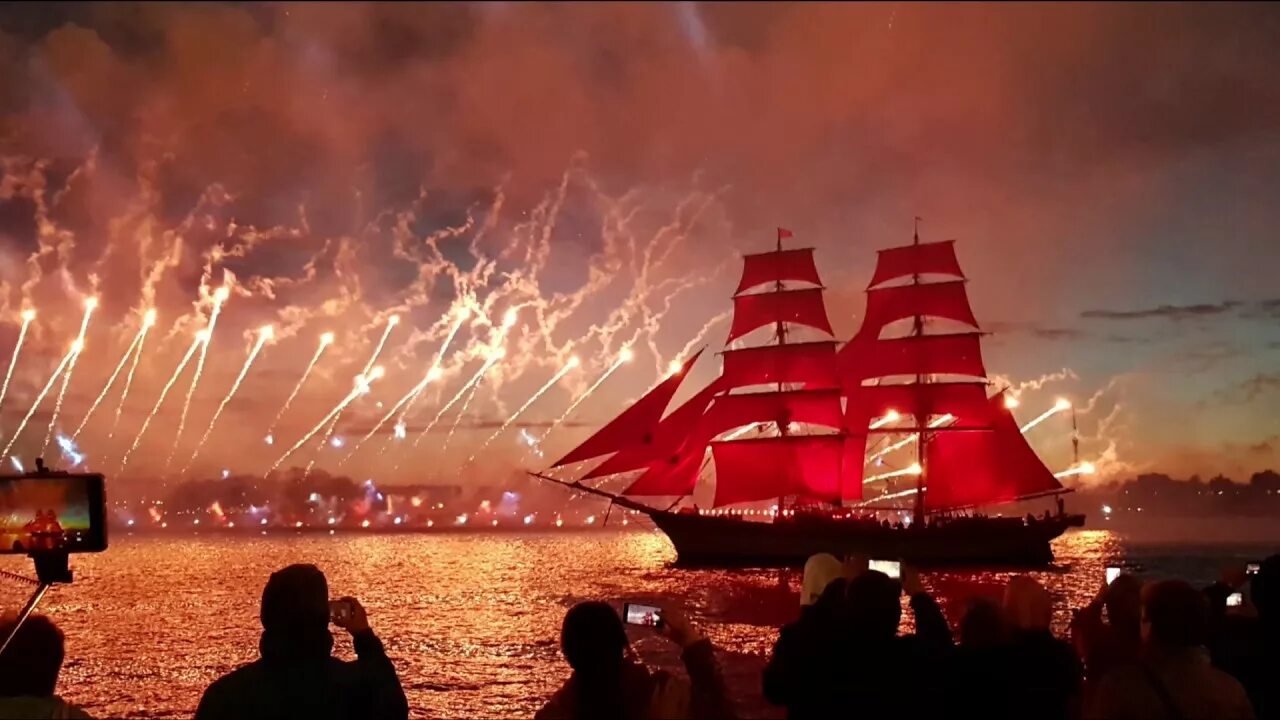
[{"xmin": 0, "ymin": 528, "xmax": 1266, "ymax": 718}]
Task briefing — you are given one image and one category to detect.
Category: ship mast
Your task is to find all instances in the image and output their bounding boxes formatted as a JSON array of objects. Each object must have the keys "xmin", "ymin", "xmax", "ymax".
[
  {"xmin": 775, "ymin": 228, "xmax": 789, "ymax": 512},
  {"xmin": 912, "ymin": 217, "xmax": 926, "ymax": 526}
]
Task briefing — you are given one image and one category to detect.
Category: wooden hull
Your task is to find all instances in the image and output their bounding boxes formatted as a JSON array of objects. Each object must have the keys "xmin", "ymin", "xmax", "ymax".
[{"xmin": 648, "ymin": 511, "xmax": 1082, "ymax": 568}]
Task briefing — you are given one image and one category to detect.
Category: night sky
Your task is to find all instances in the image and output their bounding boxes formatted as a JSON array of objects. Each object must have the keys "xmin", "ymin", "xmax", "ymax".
[{"xmin": 0, "ymin": 3, "xmax": 1277, "ymax": 488}]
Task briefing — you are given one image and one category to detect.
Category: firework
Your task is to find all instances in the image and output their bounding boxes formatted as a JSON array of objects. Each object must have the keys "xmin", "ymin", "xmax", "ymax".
[
  {"xmin": 869, "ymin": 410, "xmax": 900, "ymax": 430},
  {"xmin": 110, "ymin": 309, "xmax": 158, "ymax": 439},
  {"xmin": 0, "ymin": 343, "xmax": 77, "ymax": 461},
  {"xmin": 863, "ymin": 462, "xmax": 923, "ymax": 484},
  {"xmin": 264, "ymin": 331, "xmax": 333, "ymax": 445},
  {"xmin": 408, "ymin": 350, "xmax": 505, "ymax": 455},
  {"xmin": 118, "ymin": 332, "xmax": 206, "ymax": 473},
  {"xmin": 442, "ymin": 374, "xmax": 484, "ymax": 455},
  {"xmin": 362, "ymin": 314, "xmax": 400, "ymax": 375},
  {"xmin": 865, "ymin": 414, "xmax": 954, "ymax": 464},
  {"xmin": 183, "ymin": 325, "xmax": 274, "ymax": 472},
  {"xmin": 1019, "ymin": 398, "xmax": 1071, "ymax": 434},
  {"xmin": 539, "ymin": 347, "xmax": 631, "ymax": 441},
  {"xmin": 42, "ymin": 298, "xmax": 97, "ymax": 451},
  {"xmin": 0, "ymin": 309, "xmax": 35, "ymax": 417},
  {"xmin": 167, "ymin": 286, "xmax": 229, "ymax": 470},
  {"xmin": 73, "ymin": 310, "xmax": 156, "ymax": 440},
  {"xmin": 269, "ymin": 367, "xmax": 384, "ymax": 472},
  {"xmin": 467, "ymin": 356, "xmax": 580, "ymax": 464},
  {"xmin": 1054, "ymin": 461, "xmax": 1095, "ymax": 479}
]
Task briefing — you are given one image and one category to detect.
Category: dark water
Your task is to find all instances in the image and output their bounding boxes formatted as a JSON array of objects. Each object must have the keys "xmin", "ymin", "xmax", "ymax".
[{"xmin": 1, "ymin": 528, "xmax": 1275, "ymax": 719}]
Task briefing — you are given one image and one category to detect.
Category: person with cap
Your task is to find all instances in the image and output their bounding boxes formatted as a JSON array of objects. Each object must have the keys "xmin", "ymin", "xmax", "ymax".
[{"xmin": 194, "ymin": 564, "xmax": 407, "ymax": 720}]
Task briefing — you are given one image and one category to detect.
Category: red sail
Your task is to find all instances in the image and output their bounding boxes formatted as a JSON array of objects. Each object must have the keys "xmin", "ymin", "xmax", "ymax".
[
  {"xmin": 842, "ymin": 333, "xmax": 986, "ymax": 382},
  {"xmin": 868, "ymin": 240, "xmax": 964, "ymax": 288},
  {"xmin": 923, "ymin": 393, "xmax": 1063, "ymax": 511},
  {"xmin": 736, "ymin": 248, "xmax": 823, "ymax": 295},
  {"xmin": 845, "ymin": 382, "xmax": 992, "ymax": 430},
  {"xmin": 711, "ymin": 435, "xmax": 855, "ymax": 506},
  {"xmin": 583, "ymin": 380, "xmax": 722, "ymax": 480},
  {"xmin": 721, "ymin": 341, "xmax": 839, "ymax": 390},
  {"xmin": 620, "ymin": 441, "xmax": 706, "ymax": 496},
  {"xmin": 728, "ymin": 288, "xmax": 834, "ymax": 342},
  {"xmin": 551, "ymin": 349, "xmax": 704, "ymax": 468},
  {"xmin": 701, "ymin": 389, "xmax": 843, "ymax": 440},
  {"xmin": 859, "ymin": 281, "xmax": 978, "ymax": 340}
]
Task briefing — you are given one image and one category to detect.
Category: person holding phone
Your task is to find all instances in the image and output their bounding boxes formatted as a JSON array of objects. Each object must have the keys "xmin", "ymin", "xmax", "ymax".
[
  {"xmin": 536, "ymin": 601, "xmax": 735, "ymax": 720},
  {"xmin": 194, "ymin": 564, "xmax": 408, "ymax": 720},
  {"xmin": 1070, "ymin": 569, "xmax": 1143, "ymax": 691}
]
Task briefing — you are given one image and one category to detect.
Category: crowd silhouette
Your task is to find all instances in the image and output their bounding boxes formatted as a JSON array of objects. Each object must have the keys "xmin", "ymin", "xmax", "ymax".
[{"xmin": 0, "ymin": 554, "xmax": 1275, "ymax": 719}]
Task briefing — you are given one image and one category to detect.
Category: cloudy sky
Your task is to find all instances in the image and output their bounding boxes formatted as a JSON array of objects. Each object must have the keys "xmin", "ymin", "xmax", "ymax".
[{"xmin": 0, "ymin": 3, "xmax": 1277, "ymax": 487}]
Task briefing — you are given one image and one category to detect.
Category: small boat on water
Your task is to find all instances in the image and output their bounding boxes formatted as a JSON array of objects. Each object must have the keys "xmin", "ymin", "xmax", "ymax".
[{"xmin": 533, "ymin": 226, "xmax": 1085, "ymax": 567}]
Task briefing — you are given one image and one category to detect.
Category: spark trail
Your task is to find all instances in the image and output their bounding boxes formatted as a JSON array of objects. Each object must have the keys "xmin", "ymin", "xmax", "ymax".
[
  {"xmin": 863, "ymin": 462, "xmax": 923, "ymax": 484},
  {"xmin": 1019, "ymin": 398, "xmax": 1071, "ymax": 434},
  {"xmin": 1, "ymin": 345, "xmax": 77, "ymax": 461},
  {"xmin": 167, "ymin": 286, "xmax": 229, "ymax": 470},
  {"xmin": 1054, "ymin": 461, "xmax": 1095, "ymax": 479},
  {"xmin": 363, "ymin": 315, "xmax": 400, "ymax": 375},
  {"xmin": 74, "ymin": 310, "xmax": 156, "ymax": 440},
  {"xmin": 264, "ymin": 332, "xmax": 333, "ymax": 445},
  {"xmin": 0, "ymin": 310, "xmax": 35, "ymax": 416},
  {"xmin": 467, "ymin": 357, "xmax": 580, "ymax": 464},
  {"xmin": 119, "ymin": 333, "xmax": 205, "ymax": 473},
  {"xmin": 442, "ymin": 375, "xmax": 484, "ymax": 455},
  {"xmin": 380, "ymin": 310, "xmax": 469, "ymax": 442},
  {"xmin": 540, "ymin": 348, "xmax": 631, "ymax": 441},
  {"xmin": 407, "ymin": 351, "xmax": 506, "ymax": 461},
  {"xmin": 43, "ymin": 298, "xmax": 97, "ymax": 451},
  {"xmin": 340, "ymin": 366, "xmax": 442, "ymax": 466},
  {"xmin": 865, "ymin": 414, "xmax": 954, "ymax": 464},
  {"xmin": 269, "ymin": 368, "xmax": 384, "ymax": 472},
  {"xmin": 109, "ymin": 310, "xmax": 157, "ymax": 439},
  {"xmin": 183, "ymin": 326, "xmax": 273, "ymax": 472}
]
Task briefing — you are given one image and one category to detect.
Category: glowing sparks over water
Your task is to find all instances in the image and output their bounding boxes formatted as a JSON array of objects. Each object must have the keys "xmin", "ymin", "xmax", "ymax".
[
  {"xmin": 1055, "ymin": 461, "xmax": 1096, "ymax": 479},
  {"xmin": 541, "ymin": 348, "xmax": 631, "ymax": 441},
  {"xmin": 1, "ymin": 344, "xmax": 77, "ymax": 461},
  {"xmin": 383, "ymin": 309, "xmax": 470, "ymax": 438},
  {"xmin": 362, "ymin": 315, "xmax": 399, "ymax": 375},
  {"xmin": 468, "ymin": 357, "xmax": 580, "ymax": 463},
  {"xmin": 863, "ymin": 462, "xmax": 923, "ymax": 484},
  {"xmin": 73, "ymin": 325, "xmax": 147, "ymax": 440},
  {"xmin": 183, "ymin": 326, "xmax": 274, "ymax": 473},
  {"xmin": 119, "ymin": 332, "xmax": 205, "ymax": 473},
  {"xmin": 43, "ymin": 298, "xmax": 97, "ymax": 451},
  {"xmin": 1019, "ymin": 398, "xmax": 1071, "ymax": 434},
  {"xmin": 0, "ymin": 309, "xmax": 35, "ymax": 417},
  {"xmin": 442, "ymin": 375, "xmax": 484, "ymax": 455},
  {"xmin": 270, "ymin": 368, "xmax": 384, "ymax": 472},
  {"xmin": 341, "ymin": 366, "xmax": 443, "ymax": 465},
  {"xmin": 264, "ymin": 331, "xmax": 333, "ymax": 444},
  {"xmin": 412, "ymin": 350, "xmax": 506, "ymax": 454},
  {"xmin": 109, "ymin": 309, "xmax": 157, "ymax": 439},
  {"xmin": 865, "ymin": 414, "xmax": 954, "ymax": 464},
  {"xmin": 168, "ymin": 287, "xmax": 229, "ymax": 469}
]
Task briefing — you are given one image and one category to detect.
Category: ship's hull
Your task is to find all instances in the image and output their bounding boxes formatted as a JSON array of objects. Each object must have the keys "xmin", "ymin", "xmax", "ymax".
[{"xmin": 648, "ymin": 511, "xmax": 1081, "ymax": 568}]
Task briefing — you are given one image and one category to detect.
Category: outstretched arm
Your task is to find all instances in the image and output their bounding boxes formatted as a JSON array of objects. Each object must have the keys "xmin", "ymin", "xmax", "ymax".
[{"xmin": 337, "ymin": 597, "xmax": 409, "ymax": 720}]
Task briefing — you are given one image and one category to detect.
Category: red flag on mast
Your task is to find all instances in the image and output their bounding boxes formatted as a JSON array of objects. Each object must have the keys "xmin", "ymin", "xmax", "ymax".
[{"xmin": 777, "ymin": 228, "xmax": 794, "ymax": 242}]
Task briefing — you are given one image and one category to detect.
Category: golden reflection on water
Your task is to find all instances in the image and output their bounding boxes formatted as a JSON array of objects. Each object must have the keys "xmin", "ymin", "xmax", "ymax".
[{"xmin": 0, "ymin": 527, "xmax": 1211, "ymax": 719}]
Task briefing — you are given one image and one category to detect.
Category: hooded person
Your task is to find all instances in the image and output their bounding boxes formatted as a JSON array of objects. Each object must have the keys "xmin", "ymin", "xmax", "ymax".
[
  {"xmin": 0, "ymin": 613, "xmax": 93, "ymax": 719},
  {"xmin": 1002, "ymin": 576, "xmax": 1082, "ymax": 720},
  {"xmin": 194, "ymin": 564, "xmax": 407, "ymax": 720},
  {"xmin": 535, "ymin": 601, "xmax": 735, "ymax": 720},
  {"xmin": 799, "ymin": 553, "xmax": 843, "ymax": 608}
]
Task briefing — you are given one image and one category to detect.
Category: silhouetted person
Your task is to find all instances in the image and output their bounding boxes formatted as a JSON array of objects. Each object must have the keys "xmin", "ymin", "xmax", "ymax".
[
  {"xmin": 798, "ymin": 553, "xmax": 842, "ymax": 608},
  {"xmin": 1003, "ymin": 576, "xmax": 1082, "ymax": 720},
  {"xmin": 949, "ymin": 597, "xmax": 1016, "ymax": 719},
  {"xmin": 1212, "ymin": 554, "xmax": 1280, "ymax": 719},
  {"xmin": 194, "ymin": 564, "xmax": 407, "ymax": 720},
  {"xmin": 0, "ymin": 613, "xmax": 93, "ymax": 719},
  {"xmin": 1088, "ymin": 580, "xmax": 1253, "ymax": 720},
  {"xmin": 1073, "ymin": 573, "xmax": 1143, "ymax": 691},
  {"xmin": 536, "ymin": 601, "xmax": 734, "ymax": 720}
]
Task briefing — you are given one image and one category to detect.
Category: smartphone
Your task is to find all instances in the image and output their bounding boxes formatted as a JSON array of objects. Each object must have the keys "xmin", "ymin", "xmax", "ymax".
[
  {"xmin": 329, "ymin": 599, "xmax": 354, "ymax": 625},
  {"xmin": 1106, "ymin": 567, "xmax": 1122, "ymax": 585},
  {"xmin": 0, "ymin": 472, "xmax": 107, "ymax": 554},
  {"xmin": 1226, "ymin": 592, "xmax": 1244, "ymax": 608},
  {"xmin": 622, "ymin": 603, "xmax": 663, "ymax": 629},
  {"xmin": 1246, "ymin": 563, "xmax": 1260, "ymax": 576},
  {"xmin": 869, "ymin": 559, "xmax": 901, "ymax": 580}
]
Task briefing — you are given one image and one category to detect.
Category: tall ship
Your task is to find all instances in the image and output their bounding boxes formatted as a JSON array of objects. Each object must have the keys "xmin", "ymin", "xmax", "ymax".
[{"xmin": 534, "ymin": 227, "xmax": 1084, "ymax": 567}]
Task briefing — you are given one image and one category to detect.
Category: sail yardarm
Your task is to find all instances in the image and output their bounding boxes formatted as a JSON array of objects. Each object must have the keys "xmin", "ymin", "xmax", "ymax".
[
  {"xmin": 841, "ymin": 333, "xmax": 986, "ymax": 383},
  {"xmin": 845, "ymin": 382, "xmax": 991, "ymax": 430},
  {"xmin": 858, "ymin": 280, "xmax": 978, "ymax": 340},
  {"xmin": 582, "ymin": 379, "xmax": 721, "ymax": 480},
  {"xmin": 710, "ymin": 435, "xmax": 857, "ymax": 507},
  {"xmin": 923, "ymin": 393, "xmax": 1064, "ymax": 511},
  {"xmin": 721, "ymin": 341, "xmax": 839, "ymax": 390},
  {"xmin": 867, "ymin": 240, "xmax": 965, "ymax": 289},
  {"xmin": 729, "ymin": 288, "xmax": 834, "ymax": 343},
  {"xmin": 550, "ymin": 348, "xmax": 704, "ymax": 468},
  {"xmin": 735, "ymin": 248, "xmax": 824, "ymax": 295}
]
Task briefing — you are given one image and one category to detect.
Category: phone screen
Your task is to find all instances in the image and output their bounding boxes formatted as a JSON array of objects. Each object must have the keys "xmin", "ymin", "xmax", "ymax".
[
  {"xmin": 1227, "ymin": 592, "xmax": 1244, "ymax": 608},
  {"xmin": 869, "ymin": 559, "xmax": 901, "ymax": 579},
  {"xmin": 1105, "ymin": 567, "xmax": 1122, "ymax": 585},
  {"xmin": 0, "ymin": 473, "xmax": 106, "ymax": 554},
  {"xmin": 329, "ymin": 599, "xmax": 353, "ymax": 624},
  {"xmin": 623, "ymin": 603, "xmax": 663, "ymax": 628}
]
